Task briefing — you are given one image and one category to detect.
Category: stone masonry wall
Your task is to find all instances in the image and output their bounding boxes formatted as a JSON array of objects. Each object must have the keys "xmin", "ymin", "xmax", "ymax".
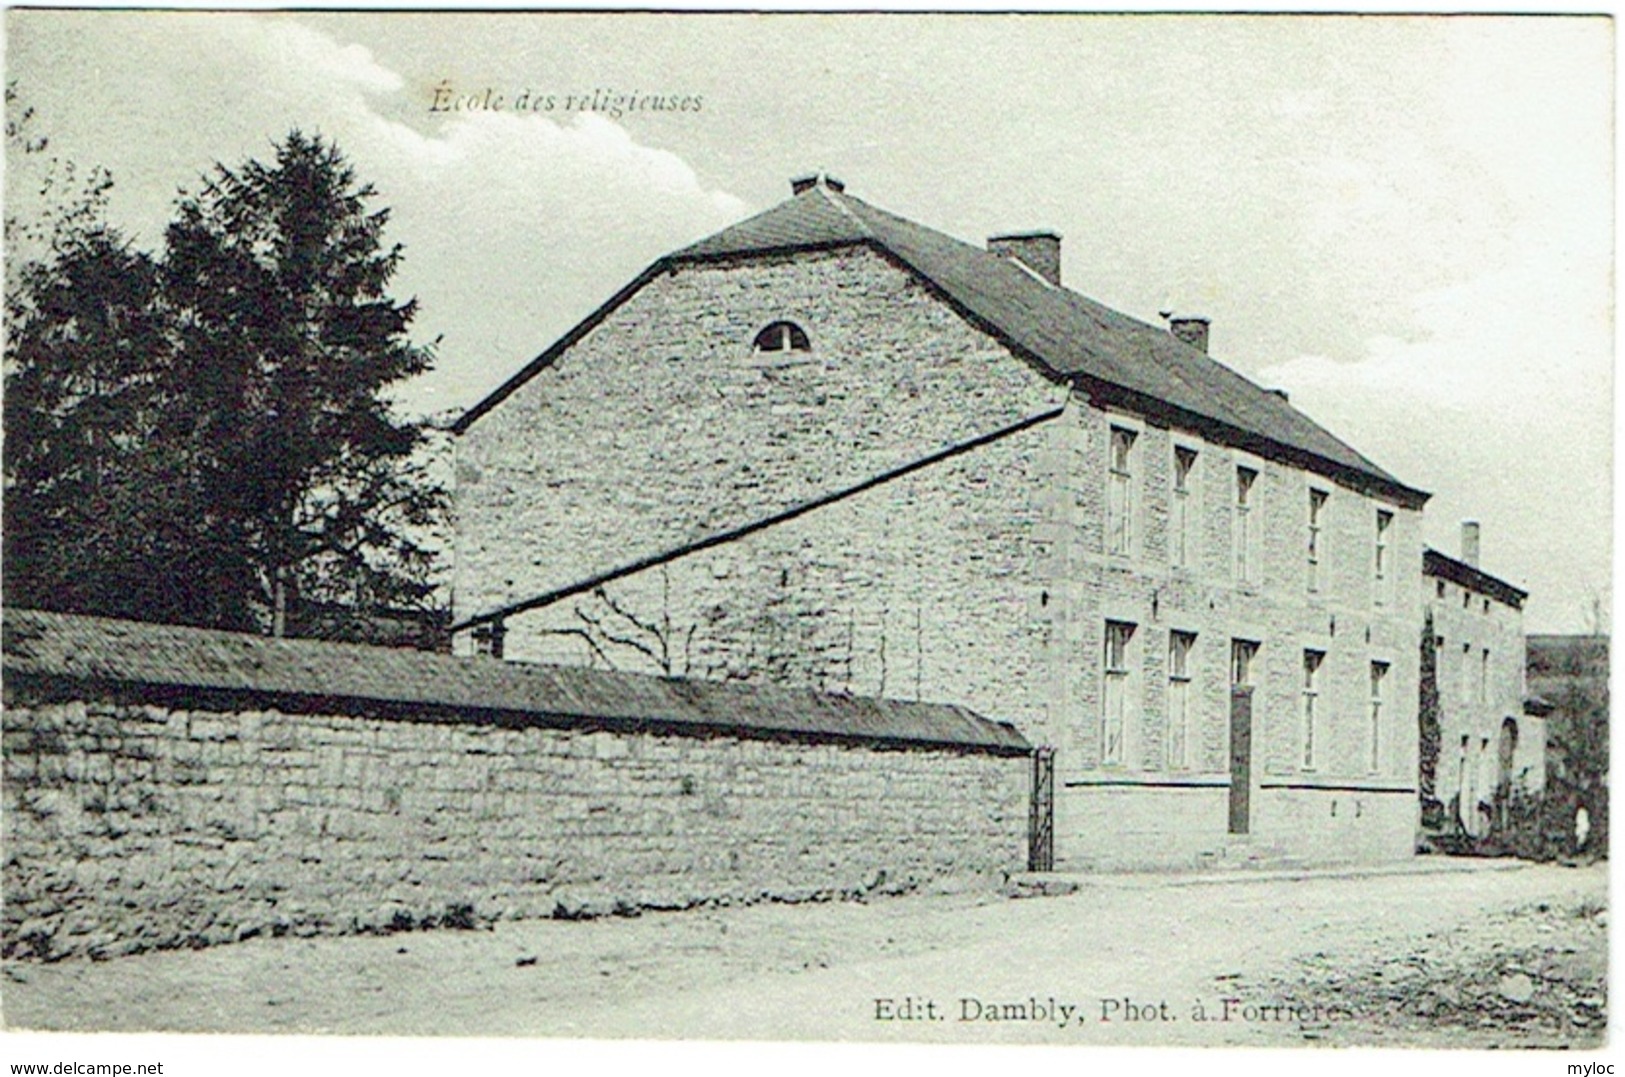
[
  {"xmin": 504, "ymin": 418, "xmax": 1063, "ymax": 750},
  {"xmin": 456, "ymin": 242, "xmax": 1425, "ymax": 869},
  {"xmin": 1428, "ymin": 576, "xmax": 1538, "ymax": 833},
  {"xmin": 2, "ymin": 687, "xmax": 1028, "ymax": 961},
  {"xmin": 454, "ymin": 245, "xmax": 1065, "ymax": 630}
]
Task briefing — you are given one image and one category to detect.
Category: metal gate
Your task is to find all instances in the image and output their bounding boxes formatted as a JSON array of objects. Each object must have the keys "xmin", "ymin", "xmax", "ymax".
[{"xmin": 1028, "ymin": 746, "xmax": 1055, "ymax": 872}]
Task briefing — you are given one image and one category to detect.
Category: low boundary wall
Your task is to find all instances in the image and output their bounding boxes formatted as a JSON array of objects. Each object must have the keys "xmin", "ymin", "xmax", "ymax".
[{"xmin": 2, "ymin": 609, "xmax": 1030, "ymax": 960}]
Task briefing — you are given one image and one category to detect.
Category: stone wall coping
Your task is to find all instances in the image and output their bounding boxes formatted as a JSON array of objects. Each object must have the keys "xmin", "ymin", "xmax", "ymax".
[{"xmin": 2, "ymin": 608, "xmax": 1031, "ymax": 756}]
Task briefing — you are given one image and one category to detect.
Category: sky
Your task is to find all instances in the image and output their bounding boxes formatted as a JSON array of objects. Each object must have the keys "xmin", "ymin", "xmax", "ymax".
[{"xmin": 3, "ymin": 11, "xmax": 1613, "ymax": 633}]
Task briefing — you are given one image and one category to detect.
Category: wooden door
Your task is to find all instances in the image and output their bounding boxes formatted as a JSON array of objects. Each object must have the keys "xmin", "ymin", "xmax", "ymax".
[{"xmin": 1229, "ymin": 688, "xmax": 1253, "ymax": 835}]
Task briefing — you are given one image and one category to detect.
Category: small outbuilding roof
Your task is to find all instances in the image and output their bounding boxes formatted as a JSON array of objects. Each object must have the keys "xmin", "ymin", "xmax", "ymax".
[
  {"xmin": 457, "ymin": 180, "xmax": 1427, "ymax": 508},
  {"xmin": 2, "ymin": 608, "xmax": 1031, "ymax": 756}
]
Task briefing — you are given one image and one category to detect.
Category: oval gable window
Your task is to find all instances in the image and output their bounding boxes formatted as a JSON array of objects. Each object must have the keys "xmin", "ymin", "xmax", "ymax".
[{"xmin": 753, "ymin": 321, "xmax": 810, "ymax": 353}]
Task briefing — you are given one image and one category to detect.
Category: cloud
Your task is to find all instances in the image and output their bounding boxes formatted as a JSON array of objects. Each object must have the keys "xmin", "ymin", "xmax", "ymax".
[
  {"xmin": 9, "ymin": 12, "xmax": 746, "ymax": 416},
  {"xmin": 1259, "ymin": 251, "xmax": 1612, "ymax": 632},
  {"xmin": 216, "ymin": 17, "xmax": 404, "ymax": 98}
]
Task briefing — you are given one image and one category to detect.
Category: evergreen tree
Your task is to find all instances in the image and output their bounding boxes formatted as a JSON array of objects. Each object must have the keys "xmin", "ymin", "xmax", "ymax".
[
  {"xmin": 4, "ymin": 116, "xmax": 446, "ymax": 638},
  {"xmin": 3, "ymin": 82, "xmax": 194, "ymax": 620},
  {"xmin": 160, "ymin": 130, "xmax": 444, "ymax": 635}
]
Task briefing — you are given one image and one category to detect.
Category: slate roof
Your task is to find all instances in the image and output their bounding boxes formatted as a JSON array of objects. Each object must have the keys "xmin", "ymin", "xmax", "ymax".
[
  {"xmin": 457, "ymin": 181, "xmax": 1426, "ymax": 508},
  {"xmin": 1423, "ymin": 548, "xmax": 1528, "ymax": 609},
  {"xmin": 1, "ymin": 608, "xmax": 1030, "ymax": 755}
]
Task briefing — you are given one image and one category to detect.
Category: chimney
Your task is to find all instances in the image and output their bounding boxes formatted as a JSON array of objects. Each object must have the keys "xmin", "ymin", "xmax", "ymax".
[
  {"xmin": 1169, "ymin": 316, "xmax": 1211, "ymax": 354},
  {"xmin": 1461, "ymin": 521, "xmax": 1481, "ymax": 567},
  {"xmin": 987, "ymin": 231, "xmax": 1061, "ymax": 286},
  {"xmin": 790, "ymin": 172, "xmax": 846, "ymax": 196}
]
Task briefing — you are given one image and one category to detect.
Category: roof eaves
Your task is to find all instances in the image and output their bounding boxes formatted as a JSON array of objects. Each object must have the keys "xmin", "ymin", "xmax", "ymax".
[
  {"xmin": 1423, "ymin": 548, "xmax": 1529, "ymax": 608},
  {"xmin": 1073, "ymin": 370, "xmax": 1430, "ymax": 510},
  {"xmin": 452, "ymin": 259, "xmax": 673, "ymax": 435}
]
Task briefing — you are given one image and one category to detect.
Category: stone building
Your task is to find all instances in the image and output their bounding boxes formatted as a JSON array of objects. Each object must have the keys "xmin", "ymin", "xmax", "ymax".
[
  {"xmin": 451, "ymin": 174, "xmax": 1431, "ymax": 870},
  {"xmin": 1421, "ymin": 523, "xmax": 1543, "ymax": 839}
]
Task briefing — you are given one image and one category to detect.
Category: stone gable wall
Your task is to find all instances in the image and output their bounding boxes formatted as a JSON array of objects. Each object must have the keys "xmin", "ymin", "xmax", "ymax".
[
  {"xmin": 453, "ymin": 245, "xmax": 1064, "ymax": 631},
  {"xmin": 456, "ymin": 245, "xmax": 1424, "ymax": 869}
]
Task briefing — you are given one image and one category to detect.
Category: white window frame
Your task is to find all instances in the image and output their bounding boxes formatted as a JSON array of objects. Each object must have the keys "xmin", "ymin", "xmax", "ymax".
[
  {"xmin": 1107, "ymin": 426, "xmax": 1137, "ymax": 558},
  {"xmin": 1302, "ymin": 650, "xmax": 1324, "ymax": 771},
  {"xmin": 1172, "ymin": 444, "xmax": 1199, "ymax": 570},
  {"xmin": 1234, "ymin": 464, "xmax": 1260, "ymax": 586},
  {"xmin": 1231, "ymin": 639, "xmax": 1259, "ymax": 689},
  {"xmin": 1307, "ymin": 488, "xmax": 1328, "ymax": 594},
  {"xmin": 1168, "ymin": 630, "xmax": 1196, "ymax": 770},
  {"xmin": 1369, "ymin": 660, "xmax": 1390, "ymax": 774},
  {"xmin": 1374, "ymin": 508, "xmax": 1394, "ymax": 606},
  {"xmin": 1460, "ymin": 642, "xmax": 1473, "ymax": 705},
  {"xmin": 1102, "ymin": 621, "xmax": 1136, "ymax": 767}
]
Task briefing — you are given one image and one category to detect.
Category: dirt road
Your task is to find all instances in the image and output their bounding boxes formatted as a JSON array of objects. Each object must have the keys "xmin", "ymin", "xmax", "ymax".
[{"xmin": 1, "ymin": 859, "xmax": 1606, "ymax": 1047}]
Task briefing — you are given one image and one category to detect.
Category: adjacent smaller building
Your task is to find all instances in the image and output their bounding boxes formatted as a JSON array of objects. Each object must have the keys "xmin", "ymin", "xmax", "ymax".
[{"xmin": 1422, "ymin": 522, "xmax": 1542, "ymax": 839}]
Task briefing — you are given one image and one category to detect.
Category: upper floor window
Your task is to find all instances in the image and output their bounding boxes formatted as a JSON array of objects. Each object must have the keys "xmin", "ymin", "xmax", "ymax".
[
  {"xmin": 1107, "ymin": 427, "xmax": 1137, "ymax": 557},
  {"xmin": 1172, "ymin": 446, "xmax": 1198, "ymax": 569},
  {"xmin": 753, "ymin": 321, "xmax": 810, "ymax": 353},
  {"xmin": 1374, "ymin": 509, "xmax": 1394, "ymax": 605},
  {"xmin": 1307, "ymin": 488, "xmax": 1328, "ymax": 593},
  {"xmin": 1234, "ymin": 466, "xmax": 1259, "ymax": 584}
]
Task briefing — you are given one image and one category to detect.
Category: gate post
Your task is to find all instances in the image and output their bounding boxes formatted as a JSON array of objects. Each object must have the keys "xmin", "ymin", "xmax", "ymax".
[{"xmin": 1028, "ymin": 746, "xmax": 1055, "ymax": 872}]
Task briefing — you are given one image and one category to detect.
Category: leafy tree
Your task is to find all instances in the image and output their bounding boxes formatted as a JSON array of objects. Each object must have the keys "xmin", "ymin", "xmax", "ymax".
[
  {"xmin": 158, "ymin": 131, "xmax": 444, "ymax": 635},
  {"xmin": 4, "ymin": 116, "xmax": 446, "ymax": 639},
  {"xmin": 3, "ymin": 82, "xmax": 193, "ymax": 620},
  {"xmin": 1540, "ymin": 637, "xmax": 1610, "ymax": 859},
  {"xmin": 2, "ymin": 227, "xmax": 185, "ymax": 619}
]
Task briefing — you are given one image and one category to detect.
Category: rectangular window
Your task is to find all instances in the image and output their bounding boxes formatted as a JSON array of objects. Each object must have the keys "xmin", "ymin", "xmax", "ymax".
[
  {"xmin": 1374, "ymin": 509, "xmax": 1393, "ymax": 605},
  {"xmin": 1460, "ymin": 642, "xmax": 1473, "ymax": 704},
  {"xmin": 1107, "ymin": 427, "xmax": 1136, "ymax": 557},
  {"xmin": 1480, "ymin": 648, "xmax": 1490, "ymax": 704},
  {"xmin": 1168, "ymin": 631, "xmax": 1196, "ymax": 769},
  {"xmin": 1302, "ymin": 650, "xmax": 1324, "ymax": 770},
  {"xmin": 1231, "ymin": 639, "xmax": 1258, "ymax": 688},
  {"xmin": 1369, "ymin": 661, "xmax": 1389, "ymax": 774},
  {"xmin": 1308, "ymin": 488, "xmax": 1328, "ymax": 593},
  {"xmin": 1235, "ymin": 466, "xmax": 1258, "ymax": 584},
  {"xmin": 1172, "ymin": 446, "xmax": 1198, "ymax": 569},
  {"xmin": 1102, "ymin": 621, "xmax": 1135, "ymax": 766}
]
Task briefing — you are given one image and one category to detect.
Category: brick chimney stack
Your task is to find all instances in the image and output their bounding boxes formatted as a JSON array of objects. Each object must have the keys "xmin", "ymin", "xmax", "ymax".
[
  {"xmin": 791, "ymin": 173, "xmax": 846, "ymax": 195},
  {"xmin": 987, "ymin": 232, "xmax": 1061, "ymax": 286},
  {"xmin": 1461, "ymin": 520, "xmax": 1481, "ymax": 567},
  {"xmin": 1169, "ymin": 316, "xmax": 1211, "ymax": 354}
]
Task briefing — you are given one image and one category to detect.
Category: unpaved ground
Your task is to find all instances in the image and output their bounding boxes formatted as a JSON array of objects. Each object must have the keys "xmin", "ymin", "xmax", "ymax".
[
  {"xmin": 0, "ymin": 859, "xmax": 1607, "ymax": 1046},
  {"xmin": 1244, "ymin": 888, "xmax": 1607, "ymax": 1047}
]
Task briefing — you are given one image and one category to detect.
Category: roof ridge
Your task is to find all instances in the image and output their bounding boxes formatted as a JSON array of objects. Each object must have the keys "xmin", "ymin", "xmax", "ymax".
[
  {"xmin": 818, "ymin": 184, "xmax": 875, "ymax": 237},
  {"xmin": 454, "ymin": 182, "xmax": 1427, "ymax": 506}
]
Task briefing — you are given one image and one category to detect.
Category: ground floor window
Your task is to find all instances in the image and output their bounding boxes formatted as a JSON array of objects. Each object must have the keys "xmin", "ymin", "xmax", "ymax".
[
  {"xmin": 1168, "ymin": 630, "xmax": 1196, "ymax": 769},
  {"xmin": 1102, "ymin": 620, "xmax": 1135, "ymax": 766}
]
